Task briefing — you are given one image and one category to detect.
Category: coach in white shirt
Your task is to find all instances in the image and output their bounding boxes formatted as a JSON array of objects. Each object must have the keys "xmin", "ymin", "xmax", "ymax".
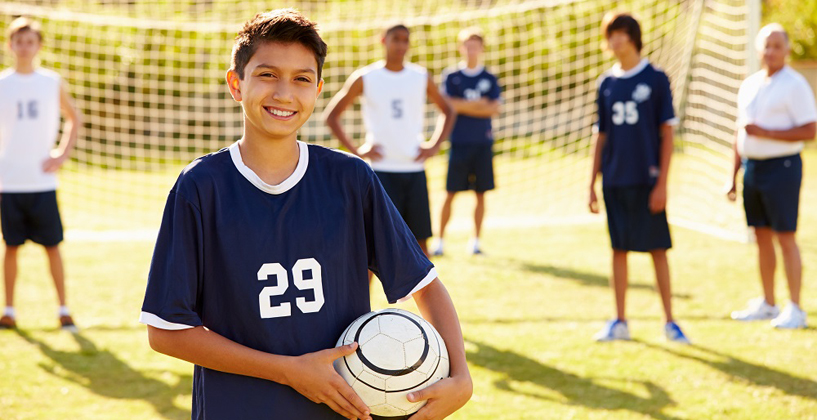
[{"xmin": 728, "ymin": 23, "xmax": 817, "ymax": 329}]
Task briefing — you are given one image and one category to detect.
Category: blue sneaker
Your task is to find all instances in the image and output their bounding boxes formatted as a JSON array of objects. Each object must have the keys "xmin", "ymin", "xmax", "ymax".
[
  {"xmin": 665, "ymin": 321, "xmax": 690, "ymax": 344},
  {"xmin": 594, "ymin": 319, "xmax": 630, "ymax": 342}
]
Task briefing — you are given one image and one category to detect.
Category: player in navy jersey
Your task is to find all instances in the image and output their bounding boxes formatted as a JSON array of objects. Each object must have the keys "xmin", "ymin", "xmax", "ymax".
[
  {"xmin": 433, "ymin": 27, "xmax": 501, "ymax": 256},
  {"xmin": 140, "ymin": 9, "xmax": 471, "ymax": 420},
  {"xmin": 588, "ymin": 13, "xmax": 690, "ymax": 344}
]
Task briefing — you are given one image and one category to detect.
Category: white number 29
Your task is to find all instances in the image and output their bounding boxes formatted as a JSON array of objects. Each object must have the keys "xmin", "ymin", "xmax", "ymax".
[{"xmin": 257, "ymin": 258, "xmax": 325, "ymax": 319}]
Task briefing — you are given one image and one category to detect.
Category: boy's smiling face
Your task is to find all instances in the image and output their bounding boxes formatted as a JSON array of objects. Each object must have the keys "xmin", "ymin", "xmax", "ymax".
[
  {"xmin": 227, "ymin": 41, "xmax": 323, "ymax": 142},
  {"xmin": 9, "ymin": 29, "xmax": 41, "ymax": 65}
]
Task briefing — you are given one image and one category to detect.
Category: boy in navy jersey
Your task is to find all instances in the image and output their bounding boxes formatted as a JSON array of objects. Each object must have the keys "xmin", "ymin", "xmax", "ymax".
[
  {"xmin": 433, "ymin": 27, "xmax": 501, "ymax": 256},
  {"xmin": 588, "ymin": 13, "xmax": 690, "ymax": 343},
  {"xmin": 140, "ymin": 9, "xmax": 471, "ymax": 420}
]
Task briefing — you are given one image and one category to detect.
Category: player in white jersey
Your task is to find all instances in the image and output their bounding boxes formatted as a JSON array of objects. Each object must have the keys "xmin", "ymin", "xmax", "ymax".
[
  {"xmin": 0, "ymin": 17, "xmax": 82, "ymax": 331},
  {"xmin": 324, "ymin": 24, "xmax": 455, "ymax": 256},
  {"xmin": 727, "ymin": 24, "xmax": 817, "ymax": 329}
]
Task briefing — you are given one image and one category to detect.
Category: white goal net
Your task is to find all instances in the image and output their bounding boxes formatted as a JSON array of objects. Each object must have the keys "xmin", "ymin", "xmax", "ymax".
[{"xmin": 0, "ymin": 0, "xmax": 752, "ymax": 239}]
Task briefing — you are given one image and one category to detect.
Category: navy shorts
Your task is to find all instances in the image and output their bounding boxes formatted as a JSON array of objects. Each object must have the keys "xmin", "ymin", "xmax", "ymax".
[
  {"xmin": 0, "ymin": 191, "xmax": 64, "ymax": 247},
  {"xmin": 743, "ymin": 154, "xmax": 801, "ymax": 232},
  {"xmin": 446, "ymin": 143, "xmax": 495, "ymax": 192},
  {"xmin": 374, "ymin": 171, "xmax": 433, "ymax": 241},
  {"xmin": 602, "ymin": 185, "xmax": 672, "ymax": 252}
]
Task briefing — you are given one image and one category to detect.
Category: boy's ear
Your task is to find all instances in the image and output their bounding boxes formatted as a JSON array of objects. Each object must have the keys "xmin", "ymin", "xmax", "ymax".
[
  {"xmin": 316, "ymin": 79, "xmax": 324, "ymax": 97},
  {"xmin": 226, "ymin": 69, "xmax": 242, "ymax": 102}
]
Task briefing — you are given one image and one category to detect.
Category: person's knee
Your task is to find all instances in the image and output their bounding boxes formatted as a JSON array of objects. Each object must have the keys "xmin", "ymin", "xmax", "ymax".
[
  {"xmin": 4, "ymin": 245, "xmax": 20, "ymax": 255},
  {"xmin": 649, "ymin": 249, "xmax": 667, "ymax": 259},
  {"xmin": 776, "ymin": 232, "xmax": 799, "ymax": 252}
]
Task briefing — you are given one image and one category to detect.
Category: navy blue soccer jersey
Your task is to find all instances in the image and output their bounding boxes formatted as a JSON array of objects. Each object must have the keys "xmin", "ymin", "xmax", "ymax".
[
  {"xmin": 140, "ymin": 141, "xmax": 437, "ymax": 420},
  {"xmin": 442, "ymin": 65, "xmax": 501, "ymax": 144},
  {"xmin": 596, "ymin": 59, "xmax": 677, "ymax": 187}
]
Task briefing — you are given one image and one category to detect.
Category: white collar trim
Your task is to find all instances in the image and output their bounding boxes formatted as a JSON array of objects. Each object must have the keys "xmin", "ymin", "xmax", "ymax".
[
  {"xmin": 458, "ymin": 63, "xmax": 485, "ymax": 77},
  {"xmin": 229, "ymin": 140, "xmax": 308, "ymax": 195},
  {"xmin": 611, "ymin": 58, "xmax": 649, "ymax": 79}
]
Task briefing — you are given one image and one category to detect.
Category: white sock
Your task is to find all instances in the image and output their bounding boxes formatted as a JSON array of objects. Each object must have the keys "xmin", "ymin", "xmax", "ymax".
[
  {"xmin": 58, "ymin": 306, "xmax": 70, "ymax": 317},
  {"xmin": 435, "ymin": 238, "xmax": 444, "ymax": 249},
  {"xmin": 4, "ymin": 306, "xmax": 15, "ymax": 318},
  {"xmin": 471, "ymin": 238, "xmax": 481, "ymax": 249}
]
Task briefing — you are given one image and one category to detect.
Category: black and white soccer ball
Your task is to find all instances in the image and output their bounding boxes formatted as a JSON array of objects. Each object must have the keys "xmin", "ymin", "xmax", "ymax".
[{"xmin": 333, "ymin": 308, "xmax": 450, "ymax": 417}]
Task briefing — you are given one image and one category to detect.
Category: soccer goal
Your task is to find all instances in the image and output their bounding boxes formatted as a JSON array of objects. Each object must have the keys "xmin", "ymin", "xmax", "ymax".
[{"xmin": 0, "ymin": 0, "xmax": 754, "ymax": 239}]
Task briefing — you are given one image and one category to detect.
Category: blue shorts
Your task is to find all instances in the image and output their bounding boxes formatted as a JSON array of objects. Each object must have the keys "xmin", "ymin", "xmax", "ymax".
[
  {"xmin": 743, "ymin": 154, "xmax": 801, "ymax": 232},
  {"xmin": 374, "ymin": 171, "xmax": 433, "ymax": 241},
  {"xmin": 0, "ymin": 191, "xmax": 64, "ymax": 247},
  {"xmin": 602, "ymin": 185, "xmax": 672, "ymax": 252},
  {"xmin": 446, "ymin": 143, "xmax": 495, "ymax": 192}
]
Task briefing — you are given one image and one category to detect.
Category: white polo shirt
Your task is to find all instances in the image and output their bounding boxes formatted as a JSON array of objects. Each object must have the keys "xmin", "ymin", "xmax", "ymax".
[{"xmin": 736, "ymin": 65, "xmax": 817, "ymax": 160}]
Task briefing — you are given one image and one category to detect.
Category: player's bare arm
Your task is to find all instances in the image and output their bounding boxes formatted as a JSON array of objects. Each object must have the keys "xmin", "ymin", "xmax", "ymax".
[
  {"xmin": 407, "ymin": 278, "xmax": 472, "ymax": 420},
  {"xmin": 744, "ymin": 121, "xmax": 816, "ymax": 142},
  {"xmin": 147, "ymin": 325, "xmax": 372, "ymax": 420},
  {"xmin": 588, "ymin": 132, "xmax": 606, "ymax": 213},
  {"xmin": 416, "ymin": 75, "xmax": 456, "ymax": 162},
  {"xmin": 323, "ymin": 73, "xmax": 383, "ymax": 161},
  {"xmin": 43, "ymin": 81, "xmax": 82, "ymax": 173},
  {"xmin": 727, "ymin": 130, "xmax": 741, "ymax": 201},
  {"xmin": 649, "ymin": 123, "xmax": 673, "ymax": 214},
  {"xmin": 448, "ymin": 96, "xmax": 501, "ymax": 118}
]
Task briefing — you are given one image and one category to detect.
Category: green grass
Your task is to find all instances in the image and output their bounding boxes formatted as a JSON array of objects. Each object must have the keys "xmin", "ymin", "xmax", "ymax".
[{"xmin": 2, "ymin": 150, "xmax": 817, "ymax": 419}]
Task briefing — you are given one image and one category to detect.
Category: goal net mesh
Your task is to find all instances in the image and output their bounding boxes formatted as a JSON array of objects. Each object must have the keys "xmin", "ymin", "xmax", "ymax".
[{"xmin": 0, "ymin": 0, "xmax": 749, "ymax": 239}]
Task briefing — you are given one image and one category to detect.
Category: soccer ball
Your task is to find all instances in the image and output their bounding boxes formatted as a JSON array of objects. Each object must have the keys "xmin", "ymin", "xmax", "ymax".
[{"xmin": 333, "ymin": 308, "xmax": 450, "ymax": 417}]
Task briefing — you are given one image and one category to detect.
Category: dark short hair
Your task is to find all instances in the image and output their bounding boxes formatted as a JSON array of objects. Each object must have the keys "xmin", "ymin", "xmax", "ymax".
[
  {"xmin": 7, "ymin": 16, "xmax": 43, "ymax": 42},
  {"xmin": 383, "ymin": 24, "xmax": 410, "ymax": 38},
  {"xmin": 231, "ymin": 8, "xmax": 327, "ymax": 82},
  {"xmin": 602, "ymin": 13, "xmax": 642, "ymax": 52}
]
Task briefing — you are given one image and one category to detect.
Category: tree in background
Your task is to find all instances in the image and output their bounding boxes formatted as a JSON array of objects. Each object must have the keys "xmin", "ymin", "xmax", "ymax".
[{"xmin": 764, "ymin": 0, "xmax": 817, "ymax": 61}]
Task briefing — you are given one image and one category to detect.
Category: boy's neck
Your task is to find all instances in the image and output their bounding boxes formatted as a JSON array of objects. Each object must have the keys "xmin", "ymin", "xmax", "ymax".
[
  {"xmin": 384, "ymin": 58, "xmax": 404, "ymax": 72},
  {"xmin": 14, "ymin": 61, "xmax": 36, "ymax": 74},
  {"xmin": 616, "ymin": 52, "xmax": 641, "ymax": 72},
  {"xmin": 465, "ymin": 57, "xmax": 480, "ymax": 69},
  {"xmin": 238, "ymin": 131, "xmax": 300, "ymax": 186}
]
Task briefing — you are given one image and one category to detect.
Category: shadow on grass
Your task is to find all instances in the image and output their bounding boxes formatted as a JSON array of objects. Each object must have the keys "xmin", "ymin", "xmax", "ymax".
[
  {"xmin": 506, "ymin": 260, "xmax": 691, "ymax": 299},
  {"xmin": 466, "ymin": 339, "xmax": 682, "ymax": 420},
  {"xmin": 16, "ymin": 329, "xmax": 192, "ymax": 419},
  {"xmin": 638, "ymin": 340, "xmax": 817, "ymax": 400}
]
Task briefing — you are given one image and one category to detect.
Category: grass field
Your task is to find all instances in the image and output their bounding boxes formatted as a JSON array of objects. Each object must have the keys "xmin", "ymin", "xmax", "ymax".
[{"xmin": 2, "ymin": 150, "xmax": 817, "ymax": 419}]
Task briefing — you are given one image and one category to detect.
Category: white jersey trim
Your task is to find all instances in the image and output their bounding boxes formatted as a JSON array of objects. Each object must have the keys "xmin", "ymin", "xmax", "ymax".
[
  {"xmin": 139, "ymin": 311, "xmax": 195, "ymax": 330},
  {"xmin": 396, "ymin": 267, "xmax": 438, "ymax": 303},
  {"xmin": 610, "ymin": 58, "xmax": 649, "ymax": 79},
  {"xmin": 229, "ymin": 141, "xmax": 308, "ymax": 195}
]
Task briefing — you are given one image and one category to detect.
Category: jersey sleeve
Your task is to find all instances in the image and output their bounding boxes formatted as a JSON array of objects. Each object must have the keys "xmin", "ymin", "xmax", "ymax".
[
  {"xmin": 362, "ymin": 169, "xmax": 437, "ymax": 303},
  {"xmin": 658, "ymin": 73, "xmax": 678, "ymax": 126},
  {"xmin": 442, "ymin": 69, "xmax": 456, "ymax": 98},
  {"xmin": 140, "ymin": 186, "xmax": 205, "ymax": 330},
  {"xmin": 787, "ymin": 78, "xmax": 817, "ymax": 126},
  {"xmin": 488, "ymin": 74, "xmax": 501, "ymax": 101},
  {"xmin": 595, "ymin": 76, "xmax": 608, "ymax": 133}
]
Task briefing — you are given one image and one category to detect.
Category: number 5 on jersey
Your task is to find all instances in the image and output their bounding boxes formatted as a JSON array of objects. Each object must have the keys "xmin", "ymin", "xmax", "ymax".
[{"xmin": 258, "ymin": 258, "xmax": 324, "ymax": 318}]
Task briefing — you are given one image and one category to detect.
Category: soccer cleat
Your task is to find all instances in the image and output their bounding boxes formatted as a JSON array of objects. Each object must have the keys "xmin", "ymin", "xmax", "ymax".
[
  {"xmin": 468, "ymin": 239, "xmax": 483, "ymax": 256},
  {"xmin": 0, "ymin": 315, "xmax": 16, "ymax": 329},
  {"xmin": 594, "ymin": 319, "xmax": 630, "ymax": 341},
  {"xmin": 771, "ymin": 303, "xmax": 807, "ymax": 329},
  {"xmin": 60, "ymin": 315, "xmax": 79, "ymax": 333},
  {"xmin": 664, "ymin": 321, "xmax": 691, "ymax": 344},
  {"xmin": 731, "ymin": 297, "xmax": 780, "ymax": 321},
  {"xmin": 431, "ymin": 240, "xmax": 444, "ymax": 257}
]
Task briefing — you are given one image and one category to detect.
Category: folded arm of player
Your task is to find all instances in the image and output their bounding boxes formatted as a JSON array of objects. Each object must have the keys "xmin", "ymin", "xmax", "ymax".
[
  {"xmin": 405, "ymin": 278, "xmax": 472, "ymax": 420},
  {"xmin": 448, "ymin": 97, "xmax": 501, "ymax": 118},
  {"xmin": 43, "ymin": 81, "xmax": 82, "ymax": 173},
  {"xmin": 147, "ymin": 325, "xmax": 372, "ymax": 420},
  {"xmin": 416, "ymin": 75, "xmax": 456, "ymax": 162},
  {"xmin": 744, "ymin": 122, "xmax": 816, "ymax": 142},
  {"xmin": 323, "ymin": 72, "xmax": 383, "ymax": 162}
]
